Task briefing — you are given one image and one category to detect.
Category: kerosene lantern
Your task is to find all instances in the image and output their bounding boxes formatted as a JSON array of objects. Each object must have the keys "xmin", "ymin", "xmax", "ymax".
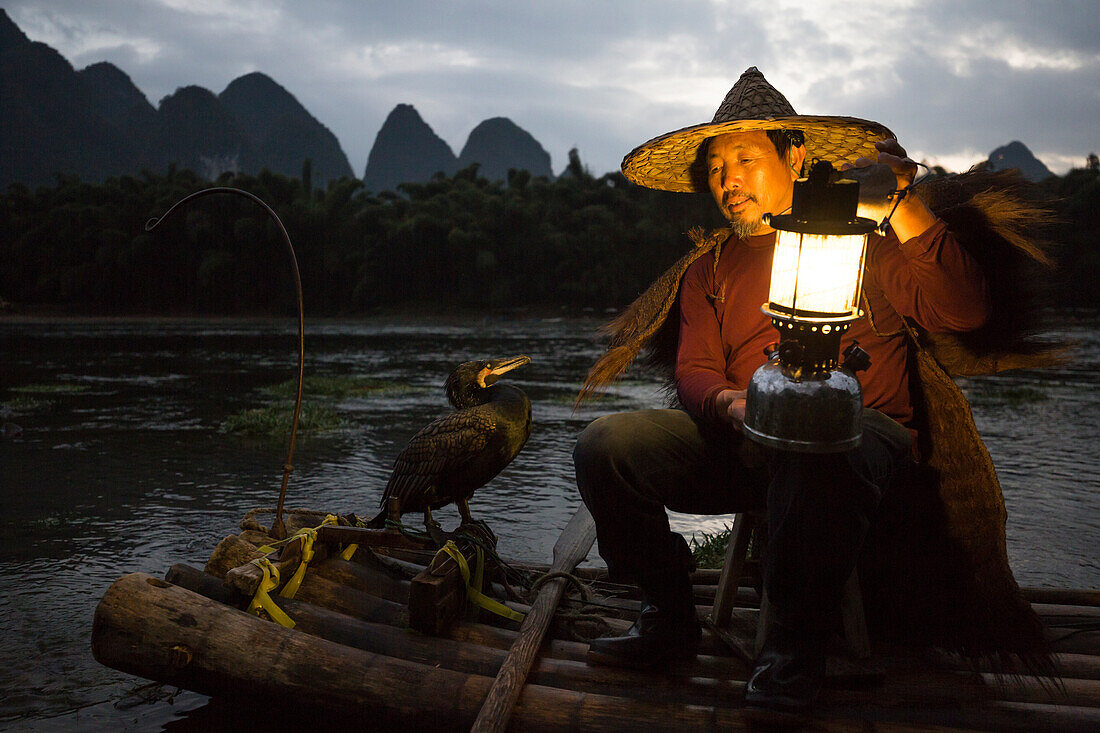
[{"xmin": 742, "ymin": 160, "xmax": 877, "ymax": 453}]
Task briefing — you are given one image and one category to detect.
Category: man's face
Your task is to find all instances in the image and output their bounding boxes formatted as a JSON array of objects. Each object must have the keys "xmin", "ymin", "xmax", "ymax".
[{"xmin": 706, "ymin": 131, "xmax": 802, "ymax": 237}]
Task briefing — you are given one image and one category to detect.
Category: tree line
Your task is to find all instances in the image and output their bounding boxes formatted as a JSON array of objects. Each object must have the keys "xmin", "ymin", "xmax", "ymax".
[{"xmin": 1, "ymin": 151, "xmax": 1097, "ymax": 315}]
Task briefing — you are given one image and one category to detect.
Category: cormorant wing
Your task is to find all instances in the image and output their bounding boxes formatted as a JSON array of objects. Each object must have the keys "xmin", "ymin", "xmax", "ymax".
[{"xmin": 381, "ymin": 409, "xmax": 494, "ymax": 512}]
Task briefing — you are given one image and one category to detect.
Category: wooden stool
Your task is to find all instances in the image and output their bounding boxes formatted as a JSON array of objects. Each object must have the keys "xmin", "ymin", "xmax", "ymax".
[{"xmin": 709, "ymin": 511, "xmax": 871, "ymax": 660}]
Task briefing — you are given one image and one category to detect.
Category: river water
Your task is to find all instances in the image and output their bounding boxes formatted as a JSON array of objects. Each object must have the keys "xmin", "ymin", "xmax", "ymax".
[{"xmin": 1, "ymin": 314, "xmax": 1097, "ymax": 730}]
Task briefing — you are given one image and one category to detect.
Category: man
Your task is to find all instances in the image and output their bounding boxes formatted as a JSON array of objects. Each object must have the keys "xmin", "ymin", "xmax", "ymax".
[{"xmin": 573, "ymin": 67, "xmax": 991, "ymax": 713}]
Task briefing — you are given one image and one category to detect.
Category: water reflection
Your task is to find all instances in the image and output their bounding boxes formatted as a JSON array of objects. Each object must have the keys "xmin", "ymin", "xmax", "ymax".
[{"xmin": 0, "ymin": 314, "xmax": 1097, "ymax": 729}]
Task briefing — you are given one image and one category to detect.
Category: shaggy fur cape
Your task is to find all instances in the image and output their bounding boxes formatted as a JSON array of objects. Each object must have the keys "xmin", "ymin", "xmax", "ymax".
[{"xmin": 577, "ymin": 169, "xmax": 1062, "ymax": 672}]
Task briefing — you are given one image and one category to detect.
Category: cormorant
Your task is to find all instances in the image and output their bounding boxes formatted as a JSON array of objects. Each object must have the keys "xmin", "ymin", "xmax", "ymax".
[{"xmin": 368, "ymin": 355, "xmax": 532, "ymax": 531}]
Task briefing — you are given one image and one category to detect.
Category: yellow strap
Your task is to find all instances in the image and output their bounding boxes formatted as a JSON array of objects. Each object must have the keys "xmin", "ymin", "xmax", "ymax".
[
  {"xmin": 472, "ymin": 545, "xmax": 485, "ymax": 594},
  {"xmin": 255, "ymin": 513, "xmax": 339, "ymax": 555},
  {"xmin": 439, "ymin": 541, "xmax": 525, "ymax": 623},
  {"xmin": 340, "ymin": 543, "xmax": 358, "ymax": 561},
  {"xmin": 280, "ymin": 515, "xmax": 340, "ymax": 599},
  {"xmin": 247, "ymin": 558, "xmax": 296, "ymax": 628},
  {"xmin": 440, "ymin": 541, "xmax": 469, "ymax": 579},
  {"xmin": 279, "ymin": 528, "xmax": 315, "ymax": 599}
]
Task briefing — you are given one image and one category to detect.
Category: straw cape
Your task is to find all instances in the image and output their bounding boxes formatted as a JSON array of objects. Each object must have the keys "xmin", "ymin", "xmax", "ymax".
[
  {"xmin": 580, "ymin": 67, "xmax": 1064, "ymax": 673},
  {"xmin": 621, "ymin": 66, "xmax": 895, "ymax": 193}
]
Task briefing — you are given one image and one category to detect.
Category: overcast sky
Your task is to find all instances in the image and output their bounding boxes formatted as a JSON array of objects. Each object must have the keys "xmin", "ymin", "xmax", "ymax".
[{"xmin": 7, "ymin": 0, "xmax": 1098, "ymax": 177}]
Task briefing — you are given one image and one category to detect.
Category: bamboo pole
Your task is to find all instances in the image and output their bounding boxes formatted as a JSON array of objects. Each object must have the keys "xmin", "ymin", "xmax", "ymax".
[
  {"xmin": 192, "ymin": 529, "xmax": 1100, "ymax": 683},
  {"xmin": 1050, "ymin": 654, "xmax": 1100, "ymax": 681},
  {"xmin": 516, "ymin": 563, "xmax": 1100, "ymax": 611},
  {"xmin": 1032, "ymin": 603, "xmax": 1100, "ymax": 621},
  {"xmin": 168, "ymin": 561, "xmax": 623, "ymax": 670},
  {"xmin": 166, "ymin": 564, "xmax": 241, "ymax": 605},
  {"xmin": 369, "ymin": 546, "xmax": 438, "ymax": 565},
  {"xmin": 316, "ymin": 523, "xmax": 436, "ymax": 550},
  {"xmin": 310, "ymin": 557, "xmax": 410, "ymax": 605},
  {"xmin": 350, "ymin": 547, "xmax": 425, "ymax": 579},
  {"xmin": 166, "ymin": 563, "xmax": 1100, "ymax": 711},
  {"xmin": 85, "ymin": 574, "xmax": 781, "ymax": 731},
  {"xmin": 1050, "ymin": 630, "xmax": 1100, "ymax": 656},
  {"xmin": 202, "ymin": 534, "xmax": 416, "ymax": 605},
  {"xmin": 294, "ymin": 571, "xmax": 408, "ymax": 625},
  {"xmin": 1025, "ymin": 589, "xmax": 1100, "ymax": 608},
  {"xmin": 93, "ymin": 573, "xmax": 1100, "ymax": 732},
  {"xmin": 201, "ymin": 533, "xmax": 1100, "ymax": 658},
  {"xmin": 165, "ymin": 563, "xmax": 748, "ymax": 707},
  {"xmin": 508, "ymin": 565, "xmax": 758, "ymax": 586}
]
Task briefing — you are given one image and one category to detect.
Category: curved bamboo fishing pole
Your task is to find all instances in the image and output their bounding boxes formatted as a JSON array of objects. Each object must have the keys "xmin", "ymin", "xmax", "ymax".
[{"xmin": 146, "ymin": 187, "xmax": 304, "ymax": 540}]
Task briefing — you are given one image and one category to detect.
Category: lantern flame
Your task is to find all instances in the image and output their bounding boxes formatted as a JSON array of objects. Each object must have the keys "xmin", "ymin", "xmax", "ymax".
[{"xmin": 767, "ymin": 230, "xmax": 868, "ymax": 321}]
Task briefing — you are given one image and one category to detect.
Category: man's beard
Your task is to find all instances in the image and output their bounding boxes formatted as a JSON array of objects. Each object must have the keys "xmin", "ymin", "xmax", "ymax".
[
  {"xmin": 729, "ymin": 215, "xmax": 762, "ymax": 239},
  {"xmin": 722, "ymin": 192, "xmax": 763, "ymax": 238}
]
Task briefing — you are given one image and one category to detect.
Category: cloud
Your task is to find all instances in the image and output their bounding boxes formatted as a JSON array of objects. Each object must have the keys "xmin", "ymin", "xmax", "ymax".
[{"xmin": 5, "ymin": 0, "xmax": 1097, "ymax": 176}]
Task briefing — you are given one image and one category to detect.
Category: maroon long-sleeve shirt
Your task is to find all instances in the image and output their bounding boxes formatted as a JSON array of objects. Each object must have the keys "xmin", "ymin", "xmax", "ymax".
[{"xmin": 675, "ymin": 219, "xmax": 990, "ymax": 429}]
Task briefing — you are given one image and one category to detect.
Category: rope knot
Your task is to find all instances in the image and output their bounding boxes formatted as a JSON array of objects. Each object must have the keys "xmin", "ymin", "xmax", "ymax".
[{"xmin": 530, "ymin": 571, "xmax": 592, "ymax": 601}]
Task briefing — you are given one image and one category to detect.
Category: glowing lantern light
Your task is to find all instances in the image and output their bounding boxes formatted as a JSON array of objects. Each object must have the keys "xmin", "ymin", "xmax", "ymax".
[
  {"xmin": 743, "ymin": 160, "xmax": 878, "ymax": 453},
  {"xmin": 767, "ymin": 230, "xmax": 867, "ymax": 320}
]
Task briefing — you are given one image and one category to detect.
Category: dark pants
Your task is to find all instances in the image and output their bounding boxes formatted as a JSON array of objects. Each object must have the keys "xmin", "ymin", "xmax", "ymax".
[{"xmin": 574, "ymin": 408, "xmax": 912, "ymax": 635}]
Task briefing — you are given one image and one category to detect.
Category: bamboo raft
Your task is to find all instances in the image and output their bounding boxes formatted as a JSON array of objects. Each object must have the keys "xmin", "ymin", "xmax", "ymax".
[{"xmin": 92, "ymin": 505, "xmax": 1100, "ymax": 732}]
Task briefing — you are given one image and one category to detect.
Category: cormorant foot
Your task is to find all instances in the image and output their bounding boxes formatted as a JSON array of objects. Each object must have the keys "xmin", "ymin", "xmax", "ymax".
[
  {"xmin": 459, "ymin": 518, "xmax": 497, "ymax": 546},
  {"xmin": 425, "ymin": 520, "xmax": 448, "ymax": 548}
]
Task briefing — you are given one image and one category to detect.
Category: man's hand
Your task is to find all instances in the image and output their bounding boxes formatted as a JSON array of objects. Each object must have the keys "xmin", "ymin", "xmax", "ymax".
[
  {"xmin": 715, "ymin": 388, "xmax": 747, "ymax": 430},
  {"xmin": 843, "ymin": 138, "xmax": 936, "ymax": 242},
  {"xmin": 842, "ymin": 138, "xmax": 916, "ymax": 187},
  {"xmin": 859, "ymin": 138, "xmax": 918, "ymax": 189}
]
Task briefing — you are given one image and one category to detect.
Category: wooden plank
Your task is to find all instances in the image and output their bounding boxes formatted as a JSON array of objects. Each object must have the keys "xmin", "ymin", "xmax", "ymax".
[
  {"xmin": 409, "ymin": 545, "xmax": 472, "ymax": 635},
  {"xmin": 163, "ymin": 562, "xmax": 750, "ymax": 707},
  {"xmin": 1024, "ymin": 589, "xmax": 1100, "ymax": 608},
  {"xmin": 92, "ymin": 573, "xmax": 1100, "ymax": 732},
  {"xmin": 223, "ymin": 534, "xmax": 307, "ymax": 597},
  {"xmin": 470, "ymin": 504, "xmax": 596, "ymax": 733},
  {"xmin": 165, "ymin": 564, "xmax": 241, "ymax": 605},
  {"xmin": 350, "ymin": 548, "xmax": 425, "ymax": 579},
  {"xmin": 1033, "ymin": 602, "xmax": 1100, "ymax": 621},
  {"xmin": 167, "ymin": 565, "xmax": 1100, "ymax": 711},
  {"xmin": 168, "ymin": 562, "xmax": 743, "ymax": 677},
  {"xmin": 295, "ymin": 572, "xmax": 408, "ymax": 626},
  {"xmin": 310, "ymin": 557, "xmax": 411, "ymax": 605},
  {"xmin": 369, "ymin": 546, "xmax": 438, "ymax": 564},
  {"xmin": 710, "ymin": 512, "xmax": 756, "ymax": 628},
  {"xmin": 1050, "ymin": 629, "xmax": 1100, "ymax": 656},
  {"xmin": 316, "ymin": 524, "xmax": 435, "ymax": 550}
]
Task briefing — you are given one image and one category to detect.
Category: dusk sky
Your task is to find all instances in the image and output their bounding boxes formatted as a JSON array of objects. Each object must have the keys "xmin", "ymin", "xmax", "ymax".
[{"xmin": 7, "ymin": 1, "xmax": 1098, "ymax": 177}]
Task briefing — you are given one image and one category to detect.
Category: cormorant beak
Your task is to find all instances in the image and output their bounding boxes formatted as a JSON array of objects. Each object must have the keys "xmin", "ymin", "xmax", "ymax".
[{"xmin": 477, "ymin": 355, "xmax": 531, "ymax": 388}]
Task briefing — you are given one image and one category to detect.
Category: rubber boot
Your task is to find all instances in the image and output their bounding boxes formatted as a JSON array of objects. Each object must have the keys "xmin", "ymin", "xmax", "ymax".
[
  {"xmin": 745, "ymin": 614, "xmax": 827, "ymax": 715},
  {"xmin": 586, "ymin": 541, "xmax": 700, "ymax": 670}
]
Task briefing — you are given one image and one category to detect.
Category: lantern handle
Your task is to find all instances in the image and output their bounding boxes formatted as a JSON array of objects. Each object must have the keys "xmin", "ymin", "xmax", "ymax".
[{"xmin": 760, "ymin": 206, "xmax": 791, "ymax": 227}]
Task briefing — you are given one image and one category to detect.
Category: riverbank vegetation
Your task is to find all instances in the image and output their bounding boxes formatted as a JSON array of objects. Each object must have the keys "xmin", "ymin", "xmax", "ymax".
[
  {"xmin": 219, "ymin": 403, "xmax": 343, "ymax": 438},
  {"xmin": 2, "ymin": 153, "xmax": 1097, "ymax": 315},
  {"xmin": 260, "ymin": 376, "xmax": 415, "ymax": 399}
]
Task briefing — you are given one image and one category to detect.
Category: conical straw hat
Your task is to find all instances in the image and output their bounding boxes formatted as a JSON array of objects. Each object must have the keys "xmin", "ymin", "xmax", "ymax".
[{"xmin": 621, "ymin": 67, "xmax": 895, "ymax": 193}]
